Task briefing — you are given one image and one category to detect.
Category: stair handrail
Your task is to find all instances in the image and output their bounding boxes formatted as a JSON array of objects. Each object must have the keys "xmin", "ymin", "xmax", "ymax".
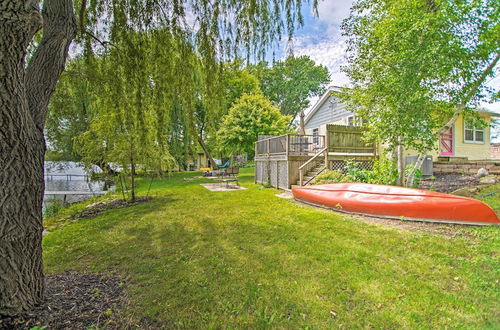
[{"xmin": 299, "ymin": 147, "xmax": 327, "ymax": 186}]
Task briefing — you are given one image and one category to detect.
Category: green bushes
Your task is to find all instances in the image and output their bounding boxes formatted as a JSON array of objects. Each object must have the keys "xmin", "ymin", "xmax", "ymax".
[
  {"xmin": 314, "ymin": 170, "xmax": 354, "ymax": 185},
  {"xmin": 313, "ymin": 158, "xmax": 398, "ymax": 185}
]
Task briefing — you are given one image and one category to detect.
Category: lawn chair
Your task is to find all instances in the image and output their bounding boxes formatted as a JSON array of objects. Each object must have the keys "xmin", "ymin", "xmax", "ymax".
[{"xmin": 225, "ymin": 167, "xmax": 239, "ymax": 178}]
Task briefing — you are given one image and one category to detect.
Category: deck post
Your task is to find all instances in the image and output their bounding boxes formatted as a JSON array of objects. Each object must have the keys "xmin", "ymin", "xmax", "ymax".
[
  {"xmin": 323, "ymin": 136, "xmax": 328, "ymax": 168},
  {"xmin": 285, "ymin": 134, "xmax": 290, "ymax": 157}
]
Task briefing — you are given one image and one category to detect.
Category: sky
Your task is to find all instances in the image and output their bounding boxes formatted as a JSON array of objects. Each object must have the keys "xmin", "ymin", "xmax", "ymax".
[{"xmin": 276, "ymin": 0, "xmax": 500, "ymax": 117}]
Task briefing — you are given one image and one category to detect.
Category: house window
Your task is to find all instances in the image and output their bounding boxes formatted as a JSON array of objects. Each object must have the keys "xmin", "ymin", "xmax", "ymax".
[
  {"xmin": 464, "ymin": 119, "xmax": 485, "ymax": 144},
  {"xmin": 312, "ymin": 128, "xmax": 319, "ymax": 144}
]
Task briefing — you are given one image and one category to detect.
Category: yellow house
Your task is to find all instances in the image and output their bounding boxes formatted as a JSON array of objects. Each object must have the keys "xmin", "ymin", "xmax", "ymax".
[
  {"xmin": 304, "ymin": 87, "xmax": 499, "ymax": 161},
  {"xmin": 423, "ymin": 110, "xmax": 498, "ymax": 161}
]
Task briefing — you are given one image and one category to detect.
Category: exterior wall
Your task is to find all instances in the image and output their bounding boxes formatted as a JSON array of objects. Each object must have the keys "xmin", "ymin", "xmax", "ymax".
[
  {"xmin": 401, "ymin": 114, "xmax": 493, "ymax": 161},
  {"xmin": 197, "ymin": 153, "xmax": 209, "ymax": 169},
  {"xmin": 491, "ymin": 144, "xmax": 500, "ymax": 159},
  {"xmin": 304, "ymin": 96, "xmax": 354, "ymax": 130},
  {"xmin": 304, "ymin": 124, "xmax": 328, "ymax": 139},
  {"xmin": 453, "ymin": 114, "xmax": 491, "ymax": 160}
]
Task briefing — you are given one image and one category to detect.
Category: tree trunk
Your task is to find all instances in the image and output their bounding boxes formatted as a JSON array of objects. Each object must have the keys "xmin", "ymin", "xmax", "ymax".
[
  {"xmin": 405, "ymin": 154, "xmax": 426, "ymax": 187},
  {"xmin": 0, "ymin": 0, "xmax": 76, "ymax": 315},
  {"xmin": 95, "ymin": 160, "xmax": 117, "ymax": 176},
  {"xmin": 396, "ymin": 138, "xmax": 405, "ymax": 186},
  {"xmin": 197, "ymin": 136, "xmax": 219, "ymax": 170},
  {"xmin": 437, "ymin": 53, "xmax": 500, "ymax": 136},
  {"xmin": 130, "ymin": 160, "xmax": 136, "ymax": 201}
]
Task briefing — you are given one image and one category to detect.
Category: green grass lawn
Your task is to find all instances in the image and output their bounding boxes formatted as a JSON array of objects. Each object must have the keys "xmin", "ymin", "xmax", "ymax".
[{"xmin": 43, "ymin": 168, "xmax": 500, "ymax": 328}]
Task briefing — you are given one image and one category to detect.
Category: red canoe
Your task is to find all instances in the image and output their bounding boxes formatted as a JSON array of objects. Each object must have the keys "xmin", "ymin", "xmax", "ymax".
[{"xmin": 292, "ymin": 183, "xmax": 499, "ymax": 225}]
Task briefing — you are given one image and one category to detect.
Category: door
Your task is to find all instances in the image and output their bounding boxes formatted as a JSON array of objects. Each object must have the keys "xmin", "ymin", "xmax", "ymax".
[{"xmin": 440, "ymin": 127, "xmax": 453, "ymax": 156}]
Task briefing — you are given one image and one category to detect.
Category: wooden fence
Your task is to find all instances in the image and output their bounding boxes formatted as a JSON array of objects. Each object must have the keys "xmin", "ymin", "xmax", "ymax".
[{"xmin": 327, "ymin": 124, "xmax": 375, "ymax": 154}]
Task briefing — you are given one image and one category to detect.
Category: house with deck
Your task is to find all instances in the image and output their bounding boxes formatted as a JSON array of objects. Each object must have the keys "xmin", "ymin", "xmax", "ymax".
[{"xmin": 255, "ymin": 86, "xmax": 500, "ymax": 188}]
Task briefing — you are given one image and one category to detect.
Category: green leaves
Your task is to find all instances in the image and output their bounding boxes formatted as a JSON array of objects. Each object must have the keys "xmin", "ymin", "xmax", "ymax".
[
  {"xmin": 259, "ymin": 55, "xmax": 330, "ymax": 120},
  {"xmin": 342, "ymin": 0, "xmax": 499, "ymax": 153},
  {"xmin": 218, "ymin": 94, "xmax": 291, "ymax": 154}
]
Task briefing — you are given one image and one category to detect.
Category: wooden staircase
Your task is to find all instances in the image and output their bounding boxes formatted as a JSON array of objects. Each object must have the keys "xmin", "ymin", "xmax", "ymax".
[
  {"xmin": 295, "ymin": 147, "xmax": 328, "ymax": 187},
  {"xmin": 302, "ymin": 162, "xmax": 326, "ymax": 185}
]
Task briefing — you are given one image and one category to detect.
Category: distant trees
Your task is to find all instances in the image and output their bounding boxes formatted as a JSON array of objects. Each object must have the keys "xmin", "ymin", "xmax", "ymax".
[
  {"xmin": 258, "ymin": 55, "xmax": 330, "ymax": 122},
  {"xmin": 341, "ymin": 0, "xmax": 499, "ymax": 185},
  {"xmin": 218, "ymin": 94, "xmax": 291, "ymax": 155}
]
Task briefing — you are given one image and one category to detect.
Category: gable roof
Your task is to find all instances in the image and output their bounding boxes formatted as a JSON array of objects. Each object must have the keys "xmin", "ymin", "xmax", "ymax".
[
  {"xmin": 304, "ymin": 86, "xmax": 344, "ymax": 126},
  {"xmin": 476, "ymin": 107, "xmax": 500, "ymax": 117}
]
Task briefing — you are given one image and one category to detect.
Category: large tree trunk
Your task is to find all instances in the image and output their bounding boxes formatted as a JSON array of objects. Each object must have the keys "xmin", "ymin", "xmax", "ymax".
[{"xmin": 0, "ymin": 0, "xmax": 76, "ymax": 316}]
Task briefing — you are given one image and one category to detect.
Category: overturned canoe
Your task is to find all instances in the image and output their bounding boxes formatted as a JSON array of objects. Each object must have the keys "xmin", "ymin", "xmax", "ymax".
[{"xmin": 292, "ymin": 183, "xmax": 499, "ymax": 225}]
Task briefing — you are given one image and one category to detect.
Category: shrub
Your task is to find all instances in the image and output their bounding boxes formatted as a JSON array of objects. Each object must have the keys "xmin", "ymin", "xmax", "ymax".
[
  {"xmin": 314, "ymin": 170, "xmax": 355, "ymax": 184},
  {"xmin": 43, "ymin": 199, "xmax": 65, "ymax": 219},
  {"xmin": 313, "ymin": 158, "xmax": 398, "ymax": 186},
  {"xmin": 368, "ymin": 158, "xmax": 398, "ymax": 185},
  {"xmin": 345, "ymin": 160, "xmax": 371, "ymax": 182}
]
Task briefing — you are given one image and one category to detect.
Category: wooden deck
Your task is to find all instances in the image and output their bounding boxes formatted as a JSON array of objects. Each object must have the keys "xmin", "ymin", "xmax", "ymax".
[{"xmin": 255, "ymin": 126, "xmax": 377, "ymax": 189}]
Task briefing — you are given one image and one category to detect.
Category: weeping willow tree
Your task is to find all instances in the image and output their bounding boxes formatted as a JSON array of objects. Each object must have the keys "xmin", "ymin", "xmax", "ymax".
[{"xmin": 0, "ymin": 0, "xmax": 318, "ymax": 315}]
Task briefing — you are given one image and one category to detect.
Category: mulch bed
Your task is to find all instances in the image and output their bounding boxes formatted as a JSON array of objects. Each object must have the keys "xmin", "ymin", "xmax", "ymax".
[
  {"xmin": 0, "ymin": 272, "xmax": 124, "ymax": 329},
  {"xmin": 418, "ymin": 173, "xmax": 480, "ymax": 193},
  {"xmin": 74, "ymin": 196, "xmax": 152, "ymax": 219}
]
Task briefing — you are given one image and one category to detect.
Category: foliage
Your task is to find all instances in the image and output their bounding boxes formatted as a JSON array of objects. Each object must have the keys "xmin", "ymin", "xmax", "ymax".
[
  {"xmin": 42, "ymin": 168, "xmax": 500, "ymax": 328},
  {"xmin": 344, "ymin": 160, "xmax": 371, "ymax": 183},
  {"xmin": 194, "ymin": 60, "xmax": 262, "ymax": 158},
  {"xmin": 43, "ymin": 199, "xmax": 65, "ymax": 219},
  {"xmin": 218, "ymin": 94, "xmax": 291, "ymax": 155},
  {"xmin": 341, "ymin": 0, "xmax": 499, "ymax": 162},
  {"xmin": 313, "ymin": 170, "xmax": 354, "ymax": 184},
  {"xmin": 315, "ymin": 158, "xmax": 398, "ymax": 185},
  {"xmin": 74, "ymin": 31, "xmax": 189, "ymax": 199},
  {"xmin": 258, "ymin": 55, "xmax": 330, "ymax": 120},
  {"xmin": 368, "ymin": 157, "xmax": 399, "ymax": 185},
  {"xmin": 45, "ymin": 57, "xmax": 95, "ymax": 161}
]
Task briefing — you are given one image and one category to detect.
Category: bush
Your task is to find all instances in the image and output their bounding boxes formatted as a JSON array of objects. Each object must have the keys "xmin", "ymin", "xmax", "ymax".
[
  {"xmin": 313, "ymin": 158, "xmax": 398, "ymax": 186},
  {"xmin": 314, "ymin": 170, "xmax": 355, "ymax": 184},
  {"xmin": 345, "ymin": 160, "xmax": 371, "ymax": 182},
  {"xmin": 368, "ymin": 158, "xmax": 398, "ymax": 185},
  {"xmin": 43, "ymin": 199, "xmax": 65, "ymax": 219}
]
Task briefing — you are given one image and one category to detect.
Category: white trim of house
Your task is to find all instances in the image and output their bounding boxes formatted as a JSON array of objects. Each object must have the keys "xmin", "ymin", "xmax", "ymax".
[
  {"xmin": 463, "ymin": 119, "xmax": 486, "ymax": 144},
  {"xmin": 304, "ymin": 86, "xmax": 343, "ymax": 126}
]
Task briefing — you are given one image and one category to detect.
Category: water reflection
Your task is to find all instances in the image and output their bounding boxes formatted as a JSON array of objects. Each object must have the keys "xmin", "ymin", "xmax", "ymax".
[{"xmin": 44, "ymin": 161, "xmax": 113, "ymax": 206}]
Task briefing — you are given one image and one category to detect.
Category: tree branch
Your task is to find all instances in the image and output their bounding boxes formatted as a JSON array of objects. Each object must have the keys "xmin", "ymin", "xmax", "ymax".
[
  {"xmin": 439, "ymin": 52, "xmax": 500, "ymax": 135},
  {"xmin": 25, "ymin": 0, "xmax": 77, "ymax": 131}
]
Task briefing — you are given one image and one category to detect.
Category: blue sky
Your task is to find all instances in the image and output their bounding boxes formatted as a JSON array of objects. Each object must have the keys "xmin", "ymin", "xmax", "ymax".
[{"xmin": 275, "ymin": 0, "xmax": 500, "ymax": 117}]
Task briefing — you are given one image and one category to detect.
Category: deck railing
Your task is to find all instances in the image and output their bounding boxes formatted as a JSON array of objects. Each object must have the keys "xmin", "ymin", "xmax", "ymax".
[{"xmin": 255, "ymin": 134, "xmax": 326, "ymax": 157}]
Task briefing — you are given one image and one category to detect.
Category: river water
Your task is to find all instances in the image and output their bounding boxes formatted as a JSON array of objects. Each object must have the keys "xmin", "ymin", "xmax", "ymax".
[{"xmin": 44, "ymin": 161, "xmax": 112, "ymax": 206}]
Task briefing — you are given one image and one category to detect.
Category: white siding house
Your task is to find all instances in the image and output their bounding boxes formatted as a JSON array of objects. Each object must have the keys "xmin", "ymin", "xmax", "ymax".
[{"xmin": 304, "ymin": 86, "xmax": 355, "ymax": 137}]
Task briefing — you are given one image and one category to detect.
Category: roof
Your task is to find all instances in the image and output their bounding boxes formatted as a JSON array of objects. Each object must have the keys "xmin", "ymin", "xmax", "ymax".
[
  {"xmin": 476, "ymin": 107, "xmax": 500, "ymax": 117},
  {"xmin": 304, "ymin": 86, "xmax": 344, "ymax": 126},
  {"xmin": 303, "ymin": 87, "xmax": 500, "ymax": 126}
]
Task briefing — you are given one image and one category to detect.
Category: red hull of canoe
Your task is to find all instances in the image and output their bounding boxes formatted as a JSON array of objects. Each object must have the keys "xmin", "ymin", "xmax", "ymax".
[{"xmin": 292, "ymin": 183, "xmax": 499, "ymax": 225}]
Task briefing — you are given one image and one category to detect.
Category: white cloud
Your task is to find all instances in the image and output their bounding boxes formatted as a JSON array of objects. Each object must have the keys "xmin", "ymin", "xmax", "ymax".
[
  {"xmin": 316, "ymin": 0, "xmax": 354, "ymax": 29},
  {"xmin": 292, "ymin": 31, "xmax": 349, "ymax": 87}
]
